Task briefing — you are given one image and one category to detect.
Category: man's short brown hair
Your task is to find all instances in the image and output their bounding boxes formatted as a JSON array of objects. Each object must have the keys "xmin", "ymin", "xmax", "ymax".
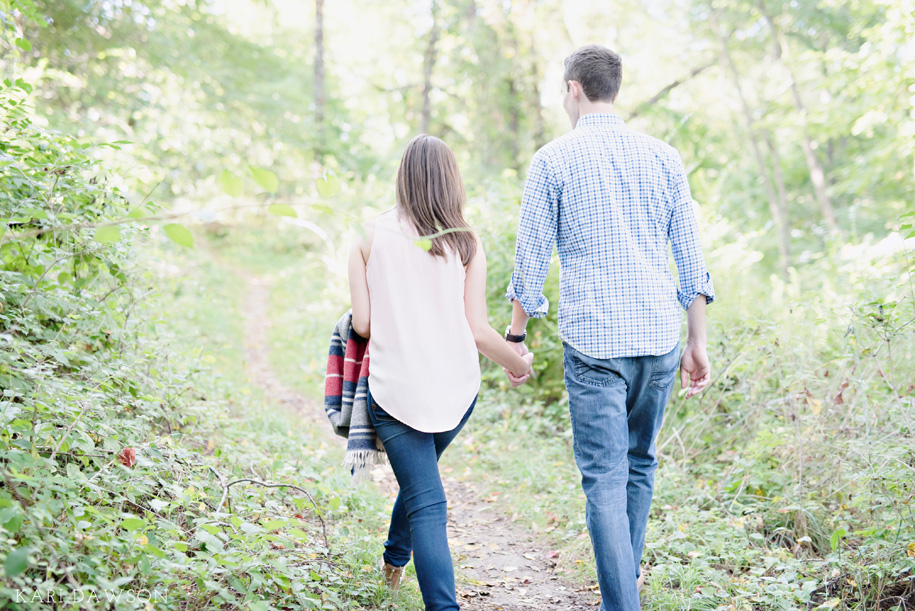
[{"xmin": 563, "ymin": 45, "xmax": 622, "ymax": 102}]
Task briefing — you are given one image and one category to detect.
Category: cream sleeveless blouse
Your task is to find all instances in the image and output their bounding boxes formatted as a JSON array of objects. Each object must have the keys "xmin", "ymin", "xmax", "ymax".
[{"xmin": 366, "ymin": 210, "xmax": 481, "ymax": 433}]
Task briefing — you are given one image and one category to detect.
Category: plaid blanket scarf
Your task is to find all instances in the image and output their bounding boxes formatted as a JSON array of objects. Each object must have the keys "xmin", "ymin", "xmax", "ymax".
[{"xmin": 324, "ymin": 311, "xmax": 386, "ymax": 482}]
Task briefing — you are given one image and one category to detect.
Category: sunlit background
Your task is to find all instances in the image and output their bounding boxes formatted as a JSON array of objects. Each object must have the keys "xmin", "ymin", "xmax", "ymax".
[{"xmin": 2, "ymin": 0, "xmax": 914, "ymax": 609}]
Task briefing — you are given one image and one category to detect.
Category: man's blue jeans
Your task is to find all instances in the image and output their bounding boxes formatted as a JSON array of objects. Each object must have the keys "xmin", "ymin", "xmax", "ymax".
[
  {"xmin": 367, "ymin": 386, "xmax": 476, "ymax": 611},
  {"xmin": 563, "ymin": 341, "xmax": 680, "ymax": 611}
]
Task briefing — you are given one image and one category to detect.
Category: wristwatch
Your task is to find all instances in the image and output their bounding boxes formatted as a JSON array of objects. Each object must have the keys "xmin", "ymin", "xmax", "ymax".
[{"xmin": 504, "ymin": 325, "xmax": 527, "ymax": 343}]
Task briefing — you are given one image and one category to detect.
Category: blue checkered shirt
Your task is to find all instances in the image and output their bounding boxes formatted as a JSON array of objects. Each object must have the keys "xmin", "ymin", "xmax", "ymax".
[{"xmin": 506, "ymin": 113, "xmax": 715, "ymax": 359}]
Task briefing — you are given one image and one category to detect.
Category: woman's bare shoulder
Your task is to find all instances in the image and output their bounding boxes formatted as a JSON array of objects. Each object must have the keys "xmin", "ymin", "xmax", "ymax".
[{"xmin": 355, "ymin": 208, "xmax": 395, "ymax": 259}]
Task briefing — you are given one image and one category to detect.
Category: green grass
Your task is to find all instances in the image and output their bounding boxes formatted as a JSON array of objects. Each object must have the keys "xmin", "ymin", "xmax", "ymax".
[
  {"xmin": 170, "ymin": 240, "xmax": 425, "ymax": 610},
  {"xmin": 0, "ymin": 236, "xmax": 426, "ymax": 610},
  {"xmin": 188, "ymin": 218, "xmax": 915, "ymax": 611}
]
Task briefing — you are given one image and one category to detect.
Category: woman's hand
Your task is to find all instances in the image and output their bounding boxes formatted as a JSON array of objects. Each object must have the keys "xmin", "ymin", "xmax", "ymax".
[{"xmin": 504, "ymin": 352, "xmax": 534, "ymax": 388}]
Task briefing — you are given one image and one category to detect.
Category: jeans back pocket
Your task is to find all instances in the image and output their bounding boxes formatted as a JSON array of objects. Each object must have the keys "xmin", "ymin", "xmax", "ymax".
[{"xmin": 565, "ymin": 347, "xmax": 624, "ymax": 388}]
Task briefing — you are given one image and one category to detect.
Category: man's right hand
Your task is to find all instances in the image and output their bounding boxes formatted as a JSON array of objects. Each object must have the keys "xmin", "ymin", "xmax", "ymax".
[{"xmin": 680, "ymin": 341, "xmax": 710, "ymax": 398}]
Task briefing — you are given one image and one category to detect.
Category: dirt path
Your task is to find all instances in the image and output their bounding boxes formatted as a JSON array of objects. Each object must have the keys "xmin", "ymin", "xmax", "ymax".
[{"xmin": 240, "ymin": 274, "xmax": 600, "ymax": 610}]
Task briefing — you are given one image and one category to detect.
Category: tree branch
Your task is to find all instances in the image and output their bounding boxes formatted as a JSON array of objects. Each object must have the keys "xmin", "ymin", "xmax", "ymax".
[
  {"xmin": 220, "ymin": 477, "xmax": 327, "ymax": 547},
  {"xmin": 626, "ymin": 61, "xmax": 716, "ymax": 120}
]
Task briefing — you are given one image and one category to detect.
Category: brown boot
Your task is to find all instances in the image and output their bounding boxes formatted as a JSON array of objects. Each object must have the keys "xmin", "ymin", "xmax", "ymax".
[{"xmin": 382, "ymin": 562, "xmax": 405, "ymax": 590}]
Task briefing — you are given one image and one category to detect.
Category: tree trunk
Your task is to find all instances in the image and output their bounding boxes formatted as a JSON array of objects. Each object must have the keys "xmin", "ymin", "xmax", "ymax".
[
  {"xmin": 757, "ymin": 0, "xmax": 839, "ymax": 233},
  {"xmin": 314, "ymin": 0, "xmax": 326, "ymax": 160},
  {"xmin": 530, "ymin": 46, "xmax": 546, "ymax": 151},
  {"xmin": 763, "ymin": 130, "xmax": 793, "ymax": 273},
  {"xmin": 420, "ymin": 0, "xmax": 440, "ymax": 135},
  {"xmin": 711, "ymin": 9, "xmax": 791, "ymax": 279},
  {"xmin": 506, "ymin": 25, "xmax": 521, "ymax": 171}
]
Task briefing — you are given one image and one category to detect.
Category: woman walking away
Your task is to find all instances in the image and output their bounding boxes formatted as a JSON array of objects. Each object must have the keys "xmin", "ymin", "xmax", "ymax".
[{"xmin": 347, "ymin": 134, "xmax": 534, "ymax": 610}]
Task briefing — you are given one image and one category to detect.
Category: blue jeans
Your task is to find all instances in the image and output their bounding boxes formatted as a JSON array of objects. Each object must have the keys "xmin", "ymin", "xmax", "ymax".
[
  {"xmin": 367, "ymin": 387, "xmax": 476, "ymax": 611},
  {"xmin": 563, "ymin": 341, "xmax": 680, "ymax": 611}
]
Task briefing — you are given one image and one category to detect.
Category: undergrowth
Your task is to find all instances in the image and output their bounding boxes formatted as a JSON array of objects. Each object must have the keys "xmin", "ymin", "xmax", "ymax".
[{"xmin": 0, "ymin": 80, "xmax": 420, "ymax": 609}]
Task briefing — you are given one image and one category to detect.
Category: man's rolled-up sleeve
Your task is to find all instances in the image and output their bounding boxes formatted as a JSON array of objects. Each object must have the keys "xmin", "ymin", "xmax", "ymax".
[
  {"xmin": 505, "ymin": 150, "xmax": 559, "ymax": 318},
  {"xmin": 667, "ymin": 150, "xmax": 715, "ymax": 310}
]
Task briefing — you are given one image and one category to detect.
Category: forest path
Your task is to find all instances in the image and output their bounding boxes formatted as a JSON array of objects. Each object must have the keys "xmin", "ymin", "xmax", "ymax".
[{"xmin": 240, "ymin": 272, "xmax": 600, "ymax": 610}]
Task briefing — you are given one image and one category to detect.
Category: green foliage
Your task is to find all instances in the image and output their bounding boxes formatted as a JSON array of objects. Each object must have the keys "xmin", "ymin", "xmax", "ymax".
[
  {"xmin": 3, "ymin": 0, "xmax": 914, "ymax": 609},
  {"xmin": 250, "ymin": 167, "xmax": 279, "ymax": 195},
  {"xmin": 316, "ymin": 170, "xmax": 341, "ymax": 199},
  {"xmin": 460, "ymin": 227, "xmax": 915, "ymax": 608},
  {"xmin": 219, "ymin": 170, "xmax": 244, "ymax": 198},
  {"xmin": 0, "ymin": 74, "xmax": 414, "ymax": 611},
  {"xmin": 163, "ymin": 223, "xmax": 194, "ymax": 248},
  {"xmin": 468, "ymin": 180, "xmax": 568, "ymax": 409}
]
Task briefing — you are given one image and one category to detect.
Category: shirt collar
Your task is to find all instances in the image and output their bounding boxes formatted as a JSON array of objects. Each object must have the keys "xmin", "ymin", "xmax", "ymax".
[{"xmin": 575, "ymin": 113, "xmax": 625, "ymax": 129}]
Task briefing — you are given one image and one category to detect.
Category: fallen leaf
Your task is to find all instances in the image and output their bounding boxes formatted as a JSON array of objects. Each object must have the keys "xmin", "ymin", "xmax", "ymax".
[{"xmin": 117, "ymin": 447, "xmax": 136, "ymax": 468}]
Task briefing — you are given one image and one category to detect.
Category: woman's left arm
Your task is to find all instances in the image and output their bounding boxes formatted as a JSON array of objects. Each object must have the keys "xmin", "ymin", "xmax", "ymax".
[{"xmin": 348, "ymin": 235, "xmax": 371, "ymax": 338}]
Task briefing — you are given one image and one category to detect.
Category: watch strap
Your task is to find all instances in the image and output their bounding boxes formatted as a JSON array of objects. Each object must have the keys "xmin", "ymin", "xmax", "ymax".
[{"xmin": 504, "ymin": 325, "xmax": 527, "ymax": 343}]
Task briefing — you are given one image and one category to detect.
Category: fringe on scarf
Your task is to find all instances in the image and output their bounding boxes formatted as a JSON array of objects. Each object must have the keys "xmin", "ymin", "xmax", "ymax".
[{"xmin": 343, "ymin": 446, "xmax": 388, "ymax": 484}]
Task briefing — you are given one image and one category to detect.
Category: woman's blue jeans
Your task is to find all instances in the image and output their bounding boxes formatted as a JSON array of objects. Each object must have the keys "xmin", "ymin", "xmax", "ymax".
[
  {"xmin": 563, "ymin": 341, "xmax": 680, "ymax": 611},
  {"xmin": 367, "ymin": 387, "xmax": 476, "ymax": 611}
]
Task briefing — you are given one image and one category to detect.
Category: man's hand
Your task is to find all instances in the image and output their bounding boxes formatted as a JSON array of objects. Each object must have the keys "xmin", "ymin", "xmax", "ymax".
[
  {"xmin": 505, "ymin": 352, "xmax": 534, "ymax": 388},
  {"xmin": 680, "ymin": 341, "xmax": 710, "ymax": 398}
]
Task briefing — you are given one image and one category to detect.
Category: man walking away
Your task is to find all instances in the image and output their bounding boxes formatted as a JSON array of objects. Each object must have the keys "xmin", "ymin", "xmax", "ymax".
[{"xmin": 502, "ymin": 44, "xmax": 715, "ymax": 610}]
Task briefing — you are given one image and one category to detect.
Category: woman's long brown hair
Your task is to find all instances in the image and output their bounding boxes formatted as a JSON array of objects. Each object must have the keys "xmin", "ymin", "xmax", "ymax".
[{"xmin": 395, "ymin": 135, "xmax": 476, "ymax": 266}]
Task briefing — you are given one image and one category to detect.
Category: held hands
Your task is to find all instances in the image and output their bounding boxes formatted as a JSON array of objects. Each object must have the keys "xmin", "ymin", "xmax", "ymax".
[
  {"xmin": 680, "ymin": 341, "xmax": 710, "ymax": 398},
  {"xmin": 504, "ymin": 341, "xmax": 534, "ymax": 388}
]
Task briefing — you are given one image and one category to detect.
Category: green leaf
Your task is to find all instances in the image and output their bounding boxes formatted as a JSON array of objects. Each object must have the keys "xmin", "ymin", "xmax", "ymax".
[
  {"xmin": 316, "ymin": 170, "xmax": 341, "ymax": 198},
  {"xmin": 311, "ymin": 204, "xmax": 335, "ymax": 215},
  {"xmin": 94, "ymin": 225, "xmax": 121, "ymax": 243},
  {"xmin": 201, "ymin": 524, "xmax": 222, "ymax": 536},
  {"xmin": 288, "ymin": 528, "xmax": 309, "ymax": 540},
  {"xmin": 195, "ymin": 530, "xmax": 224, "ymax": 553},
  {"xmin": 15, "ymin": 39, "xmax": 31, "ymax": 52},
  {"xmin": 249, "ymin": 167, "xmax": 279, "ymax": 194},
  {"xmin": 829, "ymin": 528, "xmax": 847, "ymax": 552},
  {"xmin": 163, "ymin": 223, "xmax": 194, "ymax": 248},
  {"xmin": 138, "ymin": 552, "xmax": 151, "ymax": 575},
  {"xmin": 127, "ymin": 207, "xmax": 148, "ymax": 219},
  {"xmin": 120, "ymin": 518, "xmax": 147, "ymax": 532},
  {"xmin": 262, "ymin": 519, "xmax": 287, "ymax": 531},
  {"xmin": 66, "ymin": 463, "xmax": 84, "ymax": 481},
  {"xmin": 267, "ymin": 204, "xmax": 296, "ymax": 217},
  {"xmin": 328, "ymin": 497, "xmax": 341, "ymax": 511},
  {"xmin": 4, "ymin": 547, "xmax": 31, "ymax": 577},
  {"xmin": 219, "ymin": 170, "xmax": 243, "ymax": 197},
  {"xmin": 146, "ymin": 545, "xmax": 167, "ymax": 559},
  {"xmin": 0, "ymin": 507, "xmax": 22, "ymax": 534},
  {"xmin": 414, "ymin": 238, "xmax": 433, "ymax": 251}
]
